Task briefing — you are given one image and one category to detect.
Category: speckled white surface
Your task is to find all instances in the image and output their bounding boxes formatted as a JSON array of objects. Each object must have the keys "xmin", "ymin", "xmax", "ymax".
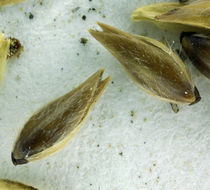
[{"xmin": 0, "ymin": 0, "xmax": 210, "ymax": 189}]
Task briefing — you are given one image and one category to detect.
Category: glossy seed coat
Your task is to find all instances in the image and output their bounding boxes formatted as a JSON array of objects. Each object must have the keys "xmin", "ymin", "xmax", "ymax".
[
  {"xmin": 132, "ymin": 1, "xmax": 210, "ymax": 30},
  {"xmin": 89, "ymin": 22, "xmax": 200, "ymax": 105},
  {"xmin": 0, "ymin": 179, "xmax": 38, "ymax": 190},
  {"xmin": 181, "ymin": 32, "xmax": 210, "ymax": 79},
  {"xmin": 12, "ymin": 69, "xmax": 111, "ymax": 165}
]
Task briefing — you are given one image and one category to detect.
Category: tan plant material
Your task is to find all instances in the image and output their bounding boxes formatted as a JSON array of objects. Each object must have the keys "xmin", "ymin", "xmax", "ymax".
[
  {"xmin": 132, "ymin": 1, "xmax": 210, "ymax": 30},
  {"xmin": 0, "ymin": 179, "xmax": 38, "ymax": 190},
  {"xmin": 12, "ymin": 69, "xmax": 111, "ymax": 165},
  {"xmin": 0, "ymin": 34, "xmax": 10, "ymax": 86},
  {"xmin": 89, "ymin": 22, "xmax": 200, "ymax": 105},
  {"xmin": 0, "ymin": 34, "xmax": 23, "ymax": 86},
  {"xmin": 181, "ymin": 32, "xmax": 210, "ymax": 79},
  {"xmin": 0, "ymin": 0, "xmax": 25, "ymax": 6}
]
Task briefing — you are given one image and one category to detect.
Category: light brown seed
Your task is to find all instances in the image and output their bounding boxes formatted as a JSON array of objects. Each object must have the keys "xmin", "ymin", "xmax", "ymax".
[
  {"xmin": 0, "ymin": 179, "xmax": 38, "ymax": 190},
  {"xmin": 12, "ymin": 69, "xmax": 110, "ymax": 165},
  {"xmin": 89, "ymin": 22, "xmax": 200, "ymax": 105}
]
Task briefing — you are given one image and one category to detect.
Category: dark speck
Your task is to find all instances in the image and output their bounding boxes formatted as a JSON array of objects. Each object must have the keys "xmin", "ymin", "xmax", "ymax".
[
  {"xmin": 29, "ymin": 12, "xmax": 34, "ymax": 19},
  {"xmin": 144, "ymin": 142, "xmax": 146, "ymax": 144},
  {"xmin": 77, "ymin": 53, "xmax": 80, "ymax": 56},
  {"xmin": 119, "ymin": 152, "xmax": 123, "ymax": 156},
  {"xmin": 82, "ymin": 15, "xmax": 86, "ymax": 20},
  {"xmin": 97, "ymin": 144, "xmax": 100, "ymax": 147},
  {"xmin": 80, "ymin": 38, "xmax": 88, "ymax": 45},
  {"xmin": 111, "ymin": 81, "xmax": 114, "ymax": 84}
]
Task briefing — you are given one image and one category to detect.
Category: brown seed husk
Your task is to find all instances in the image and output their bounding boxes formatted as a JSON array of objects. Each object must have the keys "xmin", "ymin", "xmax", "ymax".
[
  {"xmin": 12, "ymin": 69, "xmax": 110, "ymax": 165},
  {"xmin": 0, "ymin": 0, "xmax": 25, "ymax": 6},
  {"xmin": 181, "ymin": 32, "xmax": 210, "ymax": 79},
  {"xmin": 89, "ymin": 22, "xmax": 200, "ymax": 105},
  {"xmin": 132, "ymin": 1, "xmax": 210, "ymax": 31},
  {"xmin": 0, "ymin": 179, "xmax": 38, "ymax": 190}
]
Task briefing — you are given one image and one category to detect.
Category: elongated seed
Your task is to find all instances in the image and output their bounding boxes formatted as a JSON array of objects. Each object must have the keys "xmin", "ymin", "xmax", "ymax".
[
  {"xmin": 0, "ymin": 179, "xmax": 38, "ymax": 190},
  {"xmin": 181, "ymin": 32, "xmax": 210, "ymax": 79},
  {"xmin": 89, "ymin": 22, "xmax": 200, "ymax": 105},
  {"xmin": 12, "ymin": 69, "xmax": 110, "ymax": 165}
]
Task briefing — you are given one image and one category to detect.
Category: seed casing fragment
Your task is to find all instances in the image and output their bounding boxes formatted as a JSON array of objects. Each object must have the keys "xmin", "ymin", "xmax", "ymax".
[
  {"xmin": 89, "ymin": 22, "xmax": 200, "ymax": 105},
  {"xmin": 132, "ymin": 1, "xmax": 210, "ymax": 30},
  {"xmin": 0, "ymin": 34, "xmax": 10, "ymax": 86},
  {"xmin": 0, "ymin": 0, "xmax": 25, "ymax": 6},
  {"xmin": 0, "ymin": 34, "xmax": 23, "ymax": 86},
  {"xmin": 181, "ymin": 32, "xmax": 210, "ymax": 79},
  {"xmin": 12, "ymin": 69, "xmax": 110, "ymax": 165},
  {"xmin": 0, "ymin": 179, "xmax": 38, "ymax": 190}
]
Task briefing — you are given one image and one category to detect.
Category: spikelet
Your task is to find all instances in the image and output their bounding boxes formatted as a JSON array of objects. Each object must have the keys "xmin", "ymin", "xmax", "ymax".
[
  {"xmin": 12, "ymin": 69, "xmax": 110, "ymax": 165},
  {"xmin": 89, "ymin": 22, "xmax": 200, "ymax": 105}
]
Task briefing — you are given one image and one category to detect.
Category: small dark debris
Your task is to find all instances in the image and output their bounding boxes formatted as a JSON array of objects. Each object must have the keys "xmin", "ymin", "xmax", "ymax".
[
  {"xmin": 111, "ymin": 81, "xmax": 114, "ymax": 84},
  {"xmin": 144, "ymin": 142, "xmax": 146, "ymax": 144},
  {"xmin": 96, "ymin": 51, "xmax": 100, "ymax": 55},
  {"xmin": 130, "ymin": 120, "xmax": 134, "ymax": 123},
  {"xmin": 76, "ymin": 165, "xmax": 80, "ymax": 169},
  {"xmin": 130, "ymin": 110, "xmax": 134, "ymax": 117},
  {"xmin": 29, "ymin": 12, "xmax": 34, "ymax": 19},
  {"xmin": 89, "ymin": 0, "xmax": 92, "ymax": 1},
  {"xmin": 90, "ymin": 184, "xmax": 92, "ymax": 186},
  {"xmin": 16, "ymin": 96, "xmax": 18, "ymax": 99},
  {"xmin": 77, "ymin": 53, "xmax": 80, "ymax": 56},
  {"xmin": 82, "ymin": 15, "xmax": 86, "ymax": 20},
  {"xmin": 119, "ymin": 152, "xmax": 123, "ymax": 156},
  {"xmin": 61, "ymin": 68, "xmax": 64, "ymax": 70},
  {"xmin": 97, "ymin": 144, "xmax": 100, "ymax": 147},
  {"xmin": 80, "ymin": 38, "xmax": 88, "ymax": 45}
]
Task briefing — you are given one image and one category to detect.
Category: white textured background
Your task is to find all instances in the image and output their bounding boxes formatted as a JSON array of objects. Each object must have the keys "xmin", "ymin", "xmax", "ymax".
[{"xmin": 0, "ymin": 0, "xmax": 210, "ymax": 189}]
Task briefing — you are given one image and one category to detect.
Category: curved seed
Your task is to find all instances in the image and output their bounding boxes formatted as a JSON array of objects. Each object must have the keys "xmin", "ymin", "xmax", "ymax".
[
  {"xmin": 0, "ymin": 0, "xmax": 25, "ymax": 6},
  {"xmin": 132, "ymin": 1, "xmax": 210, "ymax": 30},
  {"xmin": 0, "ymin": 179, "xmax": 38, "ymax": 190},
  {"xmin": 181, "ymin": 32, "xmax": 210, "ymax": 79},
  {"xmin": 12, "ymin": 69, "xmax": 111, "ymax": 165},
  {"xmin": 89, "ymin": 22, "xmax": 200, "ymax": 105}
]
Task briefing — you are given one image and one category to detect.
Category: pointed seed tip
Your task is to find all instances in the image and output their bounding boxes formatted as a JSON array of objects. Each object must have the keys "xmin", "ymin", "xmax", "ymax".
[
  {"xmin": 11, "ymin": 153, "xmax": 28, "ymax": 166},
  {"xmin": 189, "ymin": 87, "xmax": 201, "ymax": 105}
]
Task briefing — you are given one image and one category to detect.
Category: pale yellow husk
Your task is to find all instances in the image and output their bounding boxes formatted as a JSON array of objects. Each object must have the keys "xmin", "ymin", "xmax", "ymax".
[
  {"xmin": 0, "ymin": 179, "xmax": 38, "ymax": 190},
  {"xmin": 132, "ymin": 1, "xmax": 210, "ymax": 30},
  {"xmin": 0, "ymin": 0, "xmax": 25, "ymax": 6},
  {"xmin": 0, "ymin": 34, "xmax": 10, "ymax": 86}
]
